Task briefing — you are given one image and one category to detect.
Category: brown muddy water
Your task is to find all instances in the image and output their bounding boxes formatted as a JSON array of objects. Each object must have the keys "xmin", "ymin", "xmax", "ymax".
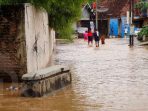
[{"xmin": 0, "ymin": 38, "xmax": 148, "ymax": 111}]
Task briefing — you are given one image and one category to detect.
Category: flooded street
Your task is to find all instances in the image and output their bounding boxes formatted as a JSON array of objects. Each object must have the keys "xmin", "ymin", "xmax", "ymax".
[{"xmin": 0, "ymin": 38, "xmax": 148, "ymax": 111}]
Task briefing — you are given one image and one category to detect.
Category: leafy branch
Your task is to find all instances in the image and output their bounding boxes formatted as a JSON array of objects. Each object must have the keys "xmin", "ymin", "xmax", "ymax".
[
  {"xmin": 135, "ymin": 0, "xmax": 148, "ymax": 11},
  {"xmin": 0, "ymin": 0, "xmax": 89, "ymax": 39}
]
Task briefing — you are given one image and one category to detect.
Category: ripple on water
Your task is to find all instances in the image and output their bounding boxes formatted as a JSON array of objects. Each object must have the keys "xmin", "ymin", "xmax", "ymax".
[{"xmin": 0, "ymin": 39, "xmax": 148, "ymax": 111}]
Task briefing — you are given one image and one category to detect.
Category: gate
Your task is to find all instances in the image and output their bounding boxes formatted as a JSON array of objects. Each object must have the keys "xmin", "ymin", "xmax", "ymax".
[{"xmin": 109, "ymin": 18, "xmax": 118, "ymax": 37}]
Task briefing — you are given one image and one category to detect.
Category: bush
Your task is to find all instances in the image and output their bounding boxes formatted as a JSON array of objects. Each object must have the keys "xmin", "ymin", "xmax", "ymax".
[
  {"xmin": 138, "ymin": 26, "xmax": 148, "ymax": 37},
  {"xmin": 137, "ymin": 26, "xmax": 148, "ymax": 41}
]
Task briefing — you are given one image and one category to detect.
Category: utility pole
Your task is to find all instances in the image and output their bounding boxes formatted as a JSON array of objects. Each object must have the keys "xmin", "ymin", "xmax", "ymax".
[
  {"xmin": 96, "ymin": 0, "xmax": 98, "ymax": 30},
  {"xmin": 129, "ymin": 0, "xmax": 134, "ymax": 46}
]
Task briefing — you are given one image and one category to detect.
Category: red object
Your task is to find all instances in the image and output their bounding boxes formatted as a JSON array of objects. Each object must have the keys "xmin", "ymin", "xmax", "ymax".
[
  {"xmin": 88, "ymin": 32, "xmax": 93, "ymax": 37},
  {"xmin": 83, "ymin": 32, "xmax": 88, "ymax": 41},
  {"xmin": 92, "ymin": 2, "xmax": 96, "ymax": 9}
]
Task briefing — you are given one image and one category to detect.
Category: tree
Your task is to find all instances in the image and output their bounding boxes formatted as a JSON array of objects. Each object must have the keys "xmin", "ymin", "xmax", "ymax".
[
  {"xmin": 135, "ymin": 0, "xmax": 148, "ymax": 41},
  {"xmin": 88, "ymin": 0, "xmax": 95, "ymax": 3},
  {"xmin": 0, "ymin": 0, "xmax": 90, "ymax": 39},
  {"xmin": 135, "ymin": 0, "xmax": 148, "ymax": 12}
]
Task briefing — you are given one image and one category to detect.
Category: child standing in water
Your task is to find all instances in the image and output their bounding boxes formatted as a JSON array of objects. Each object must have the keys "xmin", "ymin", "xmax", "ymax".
[
  {"xmin": 83, "ymin": 31, "xmax": 88, "ymax": 41},
  {"xmin": 93, "ymin": 29, "xmax": 100, "ymax": 47},
  {"xmin": 88, "ymin": 29, "xmax": 93, "ymax": 46},
  {"xmin": 101, "ymin": 35, "xmax": 105, "ymax": 44}
]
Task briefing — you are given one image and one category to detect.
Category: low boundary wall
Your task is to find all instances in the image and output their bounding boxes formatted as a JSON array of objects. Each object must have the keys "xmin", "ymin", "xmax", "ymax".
[{"xmin": 21, "ymin": 65, "xmax": 72, "ymax": 97}]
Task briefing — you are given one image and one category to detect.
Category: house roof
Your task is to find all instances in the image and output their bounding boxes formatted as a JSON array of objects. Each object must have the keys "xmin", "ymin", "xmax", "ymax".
[
  {"xmin": 82, "ymin": 3, "xmax": 92, "ymax": 13},
  {"xmin": 96, "ymin": 0, "xmax": 141, "ymax": 19}
]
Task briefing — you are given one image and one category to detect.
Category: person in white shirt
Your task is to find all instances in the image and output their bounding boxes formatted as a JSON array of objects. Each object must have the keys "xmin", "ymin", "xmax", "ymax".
[{"xmin": 124, "ymin": 27, "xmax": 128, "ymax": 38}]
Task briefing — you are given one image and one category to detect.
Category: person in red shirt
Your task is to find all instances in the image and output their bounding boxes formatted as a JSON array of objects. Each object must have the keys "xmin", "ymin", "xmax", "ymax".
[{"xmin": 88, "ymin": 29, "xmax": 93, "ymax": 46}]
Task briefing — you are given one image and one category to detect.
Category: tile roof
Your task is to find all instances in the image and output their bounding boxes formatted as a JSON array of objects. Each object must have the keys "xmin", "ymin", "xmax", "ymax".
[{"xmin": 96, "ymin": 0, "xmax": 141, "ymax": 19}]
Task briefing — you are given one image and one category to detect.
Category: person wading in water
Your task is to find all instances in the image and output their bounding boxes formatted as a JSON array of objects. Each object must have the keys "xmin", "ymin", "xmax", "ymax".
[
  {"xmin": 93, "ymin": 29, "xmax": 100, "ymax": 47},
  {"xmin": 83, "ymin": 31, "xmax": 88, "ymax": 41},
  {"xmin": 88, "ymin": 29, "xmax": 93, "ymax": 46}
]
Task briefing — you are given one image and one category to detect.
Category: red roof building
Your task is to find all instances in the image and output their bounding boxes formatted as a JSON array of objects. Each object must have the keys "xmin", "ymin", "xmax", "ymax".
[{"xmin": 95, "ymin": 0, "xmax": 141, "ymax": 19}]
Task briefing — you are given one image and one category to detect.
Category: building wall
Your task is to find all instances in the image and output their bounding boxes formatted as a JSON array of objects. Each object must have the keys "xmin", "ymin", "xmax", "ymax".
[
  {"xmin": 0, "ymin": 5, "xmax": 27, "ymax": 78},
  {"xmin": 24, "ymin": 4, "xmax": 55, "ymax": 73},
  {"xmin": 81, "ymin": 8, "xmax": 90, "ymax": 20},
  {"xmin": 0, "ymin": 4, "xmax": 55, "ymax": 79}
]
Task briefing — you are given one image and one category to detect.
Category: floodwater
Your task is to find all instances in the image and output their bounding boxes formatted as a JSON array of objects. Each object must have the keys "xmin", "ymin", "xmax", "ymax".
[{"xmin": 0, "ymin": 38, "xmax": 148, "ymax": 111}]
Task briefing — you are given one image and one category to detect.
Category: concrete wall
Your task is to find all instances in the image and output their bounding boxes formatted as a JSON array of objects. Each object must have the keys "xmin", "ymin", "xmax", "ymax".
[
  {"xmin": 0, "ymin": 4, "xmax": 55, "ymax": 79},
  {"xmin": 49, "ymin": 28, "xmax": 56, "ymax": 58},
  {"xmin": 0, "ymin": 5, "xmax": 27, "ymax": 78},
  {"xmin": 21, "ymin": 65, "xmax": 72, "ymax": 97},
  {"xmin": 16, "ymin": 6, "xmax": 27, "ymax": 75},
  {"xmin": 24, "ymin": 4, "xmax": 55, "ymax": 73}
]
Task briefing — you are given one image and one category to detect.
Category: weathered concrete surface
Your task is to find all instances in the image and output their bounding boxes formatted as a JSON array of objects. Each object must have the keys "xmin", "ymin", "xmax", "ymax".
[
  {"xmin": 139, "ymin": 41, "xmax": 148, "ymax": 46},
  {"xmin": 0, "ymin": 4, "xmax": 55, "ymax": 80},
  {"xmin": 0, "ymin": 5, "xmax": 27, "ymax": 79},
  {"xmin": 25, "ymin": 3, "xmax": 55, "ymax": 73},
  {"xmin": 21, "ymin": 65, "xmax": 72, "ymax": 97}
]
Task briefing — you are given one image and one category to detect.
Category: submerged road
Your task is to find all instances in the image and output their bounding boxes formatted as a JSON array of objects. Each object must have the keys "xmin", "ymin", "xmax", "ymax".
[{"xmin": 0, "ymin": 38, "xmax": 148, "ymax": 111}]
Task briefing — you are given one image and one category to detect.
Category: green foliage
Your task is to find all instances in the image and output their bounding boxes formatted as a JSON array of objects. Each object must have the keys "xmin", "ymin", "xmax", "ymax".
[
  {"xmin": 0, "ymin": 0, "xmax": 89, "ymax": 39},
  {"xmin": 138, "ymin": 26, "xmax": 148, "ymax": 37},
  {"xmin": 88, "ymin": 0, "xmax": 95, "ymax": 3},
  {"xmin": 58, "ymin": 23, "xmax": 74, "ymax": 41},
  {"xmin": 135, "ymin": 0, "xmax": 148, "ymax": 11}
]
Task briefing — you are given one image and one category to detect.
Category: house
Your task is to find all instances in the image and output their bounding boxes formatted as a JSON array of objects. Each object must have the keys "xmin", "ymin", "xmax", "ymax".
[
  {"xmin": 77, "ymin": 3, "xmax": 95, "ymax": 29},
  {"xmin": 74, "ymin": 3, "xmax": 95, "ymax": 38},
  {"xmin": 92, "ymin": 0, "xmax": 147, "ymax": 38},
  {"xmin": 77, "ymin": 0, "xmax": 131, "ymax": 38},
  {"xmin": 95, "ymin": 0, "xmax": 131, "ymax": 38},
  {"xmin": 133, "ymin": 0, "xmax": 148, "ymax": 27}
]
